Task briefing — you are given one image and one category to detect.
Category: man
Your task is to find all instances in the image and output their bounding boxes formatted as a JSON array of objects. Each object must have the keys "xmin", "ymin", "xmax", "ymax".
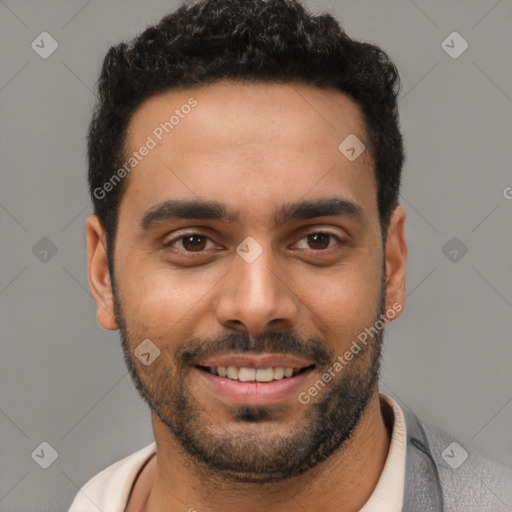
[{"xmin": 69, "ymin": 0, "xmax": 512, "ymax": 510}]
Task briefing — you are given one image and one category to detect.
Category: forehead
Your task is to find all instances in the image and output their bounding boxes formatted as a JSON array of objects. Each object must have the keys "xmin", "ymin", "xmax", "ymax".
[
  {"xmin": 120, "ymin": 81, "xmax": 376, "ymax": 226},
  {"xmin": 127, "ymin": 80, "xmax": 369, "ymax": 153}
]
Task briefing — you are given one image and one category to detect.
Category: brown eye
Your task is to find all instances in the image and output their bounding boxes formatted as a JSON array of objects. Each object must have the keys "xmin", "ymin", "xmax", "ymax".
[
  {"xmin": 293, "ymin": 231, "xmax": 343, "ymax": 252},
  {"xmin": 164, "ymin": 233, "xmax": 216, "ymax": 254},
  {"xmin": 306, "ymin": 233, "xmax": 331, "ymax": 250},
  {"xmin": 180, "ymin": 234, "xmax": 207, "ymax": 251}
]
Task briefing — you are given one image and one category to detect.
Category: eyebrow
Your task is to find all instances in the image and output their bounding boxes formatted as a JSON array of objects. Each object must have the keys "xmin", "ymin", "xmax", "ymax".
[{"xmin": 140, "ymin": 197, "xmax": 363, "ymax": 231}]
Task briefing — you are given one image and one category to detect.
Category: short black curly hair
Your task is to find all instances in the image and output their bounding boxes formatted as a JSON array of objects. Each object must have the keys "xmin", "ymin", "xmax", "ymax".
[{"xmin": 88, "ymin": 0, "xmax": 403, "ymax": 269}]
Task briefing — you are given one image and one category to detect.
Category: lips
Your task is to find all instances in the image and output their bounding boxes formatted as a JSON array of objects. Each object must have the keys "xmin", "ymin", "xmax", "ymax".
[{"xmin": 193, "ymin": 353, "xmax": 316, "ymax": 405}]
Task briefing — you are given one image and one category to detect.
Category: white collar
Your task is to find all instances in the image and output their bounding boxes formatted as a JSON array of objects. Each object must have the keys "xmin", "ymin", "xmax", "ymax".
[{"xmin": 359, "ymin": 393, "xmax": 407, "ymax": 511}]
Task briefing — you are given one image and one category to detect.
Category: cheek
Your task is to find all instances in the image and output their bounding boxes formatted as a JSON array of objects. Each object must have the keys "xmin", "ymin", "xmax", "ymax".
[
  {"xmin": 119, "ymin": 259, "xmax": 220, "ymax": 336},
  {"xmin": 295, "ymin": 255, "xmax": 383, "ymax": 345}
]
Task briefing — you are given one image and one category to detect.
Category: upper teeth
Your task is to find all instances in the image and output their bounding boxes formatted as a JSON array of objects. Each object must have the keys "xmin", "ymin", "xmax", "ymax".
[{"xmin": 210, "ymin": 366, "xmax": 297, "ymax": 381}]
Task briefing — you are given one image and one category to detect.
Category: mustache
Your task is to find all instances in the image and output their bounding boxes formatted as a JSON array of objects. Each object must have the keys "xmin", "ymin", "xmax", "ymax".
[{"xmin": 175, "ymin": 331, "xmax": 334, "ymax": 370}]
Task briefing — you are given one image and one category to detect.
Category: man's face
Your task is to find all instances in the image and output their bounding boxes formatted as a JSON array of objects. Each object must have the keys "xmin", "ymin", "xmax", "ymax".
[{"xmin": 88, "ymin": 81, "xmax": 406, "ymax": 483}]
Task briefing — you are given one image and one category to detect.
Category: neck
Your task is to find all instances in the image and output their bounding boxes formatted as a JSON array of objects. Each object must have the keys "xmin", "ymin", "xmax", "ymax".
[{"xmin": 144, "ymin": 391, "xmax": 391, "ymax": 512}]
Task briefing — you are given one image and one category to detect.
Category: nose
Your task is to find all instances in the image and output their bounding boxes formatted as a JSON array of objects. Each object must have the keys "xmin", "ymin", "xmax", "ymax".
[{"xmin": 214, "ymin": 243, "xmax": 299, "ymax": 337}]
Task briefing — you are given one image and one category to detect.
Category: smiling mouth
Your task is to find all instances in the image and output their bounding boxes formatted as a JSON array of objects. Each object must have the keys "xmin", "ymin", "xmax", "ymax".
[{"xmin": 195, "ymin": 364, "xmax": 315, "ymax": 382}]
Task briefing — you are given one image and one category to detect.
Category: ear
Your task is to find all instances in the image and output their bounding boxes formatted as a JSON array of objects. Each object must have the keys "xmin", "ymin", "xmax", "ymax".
[
  {"xmin": 86, "ymin": 215, "xmax": 119, "ymax": 330},
  {"xmin": 383, "ymin": 206, "xmax": 407, "ymax": 320}
]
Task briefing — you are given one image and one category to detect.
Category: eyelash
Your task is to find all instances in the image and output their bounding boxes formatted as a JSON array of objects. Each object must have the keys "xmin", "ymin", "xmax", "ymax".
[{"xmin": 162, "ymin": 230, "xmax": 346, "ymax": 256}]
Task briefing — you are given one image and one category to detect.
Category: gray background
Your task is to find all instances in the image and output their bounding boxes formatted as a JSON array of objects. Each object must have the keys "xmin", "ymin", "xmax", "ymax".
[{"xmin": 1, "ymin": 0, "xmax": 511, "ymax": 510}]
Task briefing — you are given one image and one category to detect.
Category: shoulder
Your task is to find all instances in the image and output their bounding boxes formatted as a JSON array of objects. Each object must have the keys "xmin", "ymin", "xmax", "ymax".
[
  {"xmin": 419, "ymin": 417, "xmax": 512, "ymax": 512},
  {"xmin": 68, "ymin": 442, "xmax": 157, "ymax": 512}
]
